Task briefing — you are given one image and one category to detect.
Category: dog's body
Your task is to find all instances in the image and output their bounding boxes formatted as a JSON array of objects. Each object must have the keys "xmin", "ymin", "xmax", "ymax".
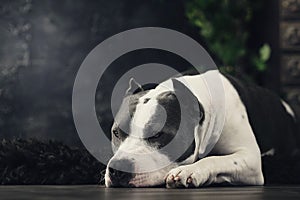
[{"xmin": 105, "ymin": 70, "xmax": 299, "ymax": 188}]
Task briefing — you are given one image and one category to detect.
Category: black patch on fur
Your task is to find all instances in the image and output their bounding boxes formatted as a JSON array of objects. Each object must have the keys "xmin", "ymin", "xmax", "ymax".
[
  {"xmin": 143, "ymin": 98, "xmax": 150, "ymax": 104},
  {"xmin": 145, "ymin": 92, "xmax": 181, "ymax": 149},
  {"xmin": 145, "ymin": 79, "xmax": 205, "ymax": 162},
  {"xmin": 112, "ymin": 91, "xmax": 148, "ymax": 143},
  {"xmin": 171, "ymin": 79, "xmax": 205, "ymax": 125},
  {"xmin": 133, "ymin": 83, "xmax": 159, "ymax": 94},
  {"xmin": 176, "ymin": 140, "xmax": 196, "ymax": 162},
  {"xmin": 224, "ymin": 74, "xmax": 299, "ymax": 156}
]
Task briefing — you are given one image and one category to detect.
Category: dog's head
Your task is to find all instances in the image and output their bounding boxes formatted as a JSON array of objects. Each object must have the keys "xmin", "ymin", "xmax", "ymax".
[{"xmin": 105, "ymin": 78, "xmax": 204, "ymax": 187}]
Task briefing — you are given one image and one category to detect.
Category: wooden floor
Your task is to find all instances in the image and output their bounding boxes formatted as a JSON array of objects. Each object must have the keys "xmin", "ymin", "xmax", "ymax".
[{"xmin": 1, "ymin": 185, "xmax": 300, "ymax": 200}]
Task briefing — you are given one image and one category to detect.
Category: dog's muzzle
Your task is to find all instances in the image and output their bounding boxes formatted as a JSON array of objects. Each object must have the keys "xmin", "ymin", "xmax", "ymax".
[{"xmin": 107, "ymin": 159, "xmax": 135, "ymax": 187}]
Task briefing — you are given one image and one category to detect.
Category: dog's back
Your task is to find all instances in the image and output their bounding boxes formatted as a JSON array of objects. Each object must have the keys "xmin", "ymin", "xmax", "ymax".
[
  {"xmin": 180, "ymin": 69, "xmax": 299, "ymax": 156},
  {"xmin": 224, "ymin": 74, "xmax": 299, "ymax": 157}
]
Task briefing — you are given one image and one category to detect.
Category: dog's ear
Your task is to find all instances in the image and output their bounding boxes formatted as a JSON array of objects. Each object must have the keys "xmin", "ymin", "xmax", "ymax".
[
  {"xmin": 171, "ymin": 78, "xmax": 204, "ymax": 124},
  {"xmin": 125, "ymin": 78, "xmax": 143, "ymax": 96}
]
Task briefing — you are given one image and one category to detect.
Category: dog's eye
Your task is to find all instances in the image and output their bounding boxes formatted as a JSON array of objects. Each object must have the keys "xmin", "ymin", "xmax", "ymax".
[
  {"xmin": 149, "ymin": 132, "xmax": 163, "ymax": 140},
  {"xmin": 112, "ymin": 129, "xmax": 120, "ymax": 138},
  {"xmin": 154, "ymin": 132, "xmax": 163, "ymax": 138}
]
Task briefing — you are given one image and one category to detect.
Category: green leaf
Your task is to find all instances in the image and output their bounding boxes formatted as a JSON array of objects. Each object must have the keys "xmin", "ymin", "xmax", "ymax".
[
  {"xmin": 259, "ymin": 44, "xmax": 271, "ymax": 62},
  {"xmin": 252, "ymin": 55, "xmax": 267, "ymax": 72}
]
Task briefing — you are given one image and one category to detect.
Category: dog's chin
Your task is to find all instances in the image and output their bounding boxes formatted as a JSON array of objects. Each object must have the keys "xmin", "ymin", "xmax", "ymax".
[{"xmin": 128, "ymin": 173, "xmax": 165, "ymax": 188}]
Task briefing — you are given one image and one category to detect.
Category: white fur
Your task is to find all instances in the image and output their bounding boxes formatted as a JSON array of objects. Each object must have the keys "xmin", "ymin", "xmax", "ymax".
[
  {"xmin": 175, "ymin": 71, "xmax": 226, "ymax": 159},
  {"xmin": 106, "ymin": 80, "xmax": 178, "ymax": 187},
  {"xmin": 106, "ymin": 70, "xmax": 264, "ymax": 188},
  {"xmin": 131, "ymin": 98, "xmax": 167, "ymax": 139},
  {"xmin": 105, "ymin": 136, "xmax": 177, "ymax": 187},
  {"xmin": 165, "ymin": 72, "xmax": 264, "ymax": 188},
  {"xmin": 281, "ymin": 100, "xmax": 295, "ymax": 118},
  {"xmin": 130, "ymin": 79, "xmax": 173, "ymax": 139},
  {"xmin": 261, "ymin": 148, "xmax": 275, "ymax": 157}
]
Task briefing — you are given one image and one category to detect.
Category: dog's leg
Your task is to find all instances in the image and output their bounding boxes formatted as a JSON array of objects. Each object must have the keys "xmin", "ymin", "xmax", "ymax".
[
  {"xmin": 165, "ymin": 150, "xmax": 264, "ymax": 188},
  {"xmin": 165, "ymin": 108, "xmax": 264, "ymax": 188},
  {"xmin": 164, "ymin": 75, "xmax": 264, "ymax": 188}
]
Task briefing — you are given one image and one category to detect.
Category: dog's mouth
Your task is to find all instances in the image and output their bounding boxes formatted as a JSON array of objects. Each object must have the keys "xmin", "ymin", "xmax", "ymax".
[{"xmin": 106, "ymin": 170, "xmax": 168, "ymax": 188}]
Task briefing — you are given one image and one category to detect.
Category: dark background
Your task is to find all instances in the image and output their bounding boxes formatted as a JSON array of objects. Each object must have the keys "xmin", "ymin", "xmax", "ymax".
[
  {"xmin": 1, "ymin": 0, "xmax": 300, "ymax": 185},
  {"xmin": 0, "ymin": 0, "xmax": 282, "ymax": 146},
  {"xmin": 0, "ymin": 0, "xmax": 197, "ymax": 146}
]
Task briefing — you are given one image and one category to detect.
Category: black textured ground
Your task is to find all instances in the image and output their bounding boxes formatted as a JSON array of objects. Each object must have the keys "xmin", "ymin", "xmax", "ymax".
[
  {"xmin": 0, "ymin": 138, "xmax": 300, "ymax": 185},
  {"xmin": 0, "ymin": 139, "xmax": 104, "ymax": 185}
]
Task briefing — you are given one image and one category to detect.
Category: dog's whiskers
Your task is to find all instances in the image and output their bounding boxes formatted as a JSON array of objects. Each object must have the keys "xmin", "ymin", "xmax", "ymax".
[{"xmin": 98, "ymin": 169, "xmax": 106, "ymax": 185}]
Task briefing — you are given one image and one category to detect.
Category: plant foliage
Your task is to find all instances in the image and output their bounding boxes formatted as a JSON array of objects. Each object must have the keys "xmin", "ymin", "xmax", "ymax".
[{"xmin": 185, "ymin": 0, "xmax": 271, "ymax": 73}]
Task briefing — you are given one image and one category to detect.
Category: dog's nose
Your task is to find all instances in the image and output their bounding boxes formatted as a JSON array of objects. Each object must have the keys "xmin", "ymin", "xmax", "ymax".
[{"xmin": 108, "ymin": 159, "xmax": 134, "ymax": 187}]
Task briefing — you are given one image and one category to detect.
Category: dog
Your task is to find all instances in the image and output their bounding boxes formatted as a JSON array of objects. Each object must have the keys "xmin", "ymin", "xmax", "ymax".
[{"xmin": 105, "ymin": 69, "xmax": 299, "ymax": 188}]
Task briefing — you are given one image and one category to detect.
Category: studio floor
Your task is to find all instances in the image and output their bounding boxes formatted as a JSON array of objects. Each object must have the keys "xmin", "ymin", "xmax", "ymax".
[{"xmin": 1, "ymin": 185, "xmax": 300, "ymax": 200}]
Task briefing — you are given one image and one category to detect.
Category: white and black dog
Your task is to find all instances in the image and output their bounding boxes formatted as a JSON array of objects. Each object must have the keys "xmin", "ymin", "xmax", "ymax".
[{"xmin": 105, "ymin": 69, "xmax": 299, "ymax": 188}]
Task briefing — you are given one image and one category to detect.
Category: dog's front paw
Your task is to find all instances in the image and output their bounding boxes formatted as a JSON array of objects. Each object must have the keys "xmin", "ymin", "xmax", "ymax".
[{"xmin": 165, "ymin": 164, "xmax": 210, "ymax": 188}]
